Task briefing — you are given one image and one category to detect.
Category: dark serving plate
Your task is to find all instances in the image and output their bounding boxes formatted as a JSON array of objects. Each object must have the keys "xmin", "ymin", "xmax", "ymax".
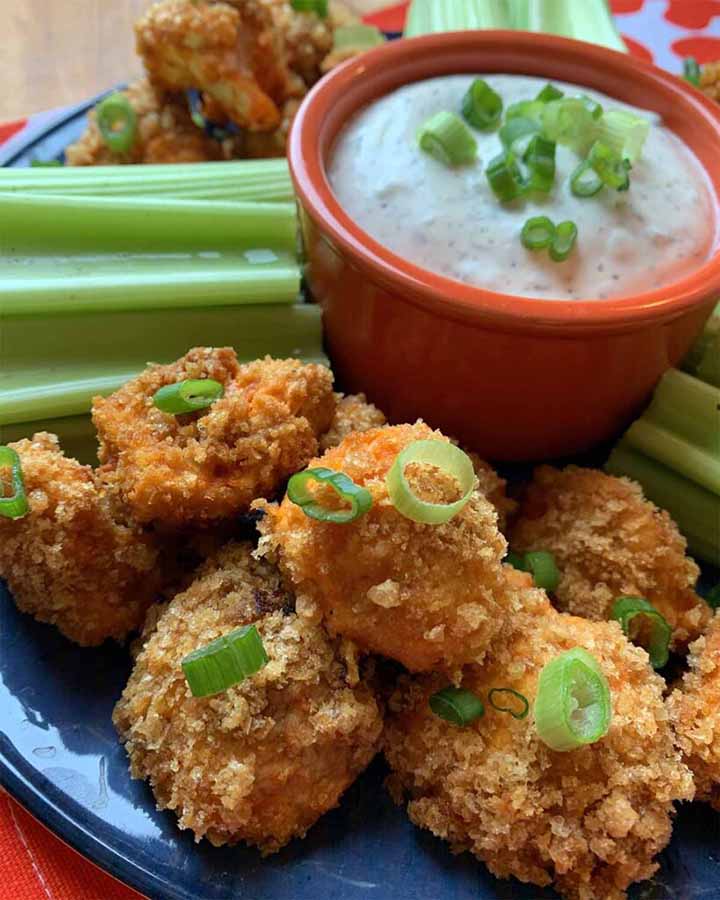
[{"xmin": 1, "ymin": 65, "xmax": 720, "ymax": 900}]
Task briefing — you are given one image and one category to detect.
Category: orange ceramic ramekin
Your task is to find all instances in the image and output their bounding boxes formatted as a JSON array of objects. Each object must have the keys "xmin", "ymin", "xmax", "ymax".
[{"xmin": 289, "ymin": 31, "xmax": 720, "ymax": 460}]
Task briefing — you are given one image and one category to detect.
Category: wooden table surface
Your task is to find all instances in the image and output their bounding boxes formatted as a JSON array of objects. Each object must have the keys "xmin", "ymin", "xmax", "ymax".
[{"xmin": 1, "ymin": 0, "xmax": 388, "ymax": 121}]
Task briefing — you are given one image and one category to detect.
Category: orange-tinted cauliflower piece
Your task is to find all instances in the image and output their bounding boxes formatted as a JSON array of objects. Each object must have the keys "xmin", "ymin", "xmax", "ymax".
[
  {"xmin": 114, "ymin": 541, "xmax": 382, "ymax": 851},
  {"xmin": 510, "ymin": 466, "xmax": 709, "ymax": 649},
  {"xmin": 318, "ymin": 392, "xmax": 387, "ymax": 452},
  {"xmin": 93, "ymin": 348, "xmax": 336, "ymax": 528},
  {"xmin": 385, "ymin": 608, "xmax": 694, "ymax": 900},
  {"xmin": 700, "ymin": 61, "xmax": 720, "ymax": 103},
  {"xmin": 0, "ymin": 433, "xmax": 161, "ymax": 646},
  {"xmin": 258, "ymin": 422, "xmax": 538, "ymax": 673}
]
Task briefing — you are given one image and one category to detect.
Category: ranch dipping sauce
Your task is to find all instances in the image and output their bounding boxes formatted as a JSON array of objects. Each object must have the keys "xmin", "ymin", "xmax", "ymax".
[{"xmin": 328, "ymin": 75, "xmax": 716, "ymax": 300}]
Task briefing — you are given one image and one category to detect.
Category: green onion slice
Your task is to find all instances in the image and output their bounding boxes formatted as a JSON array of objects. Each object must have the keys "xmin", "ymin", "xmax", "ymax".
[
  {"xmin": 96, "ymin": 93, "xmax": 138, "ymax": 154},
  {"xmin": 461, "ymin": 78, "xmax": 503, "ymax": 130},
  {"xmin": 332, "ymin": 24, "xmax": 386, "ymax": 51},
  {"xmin": 386, "ymin": 440, "xmax": 476, "ymax": 525},
  {"xmin": 534, "ymin": 647, "xmax": 612, "ymax": 752},
  {"xmin": 523, "ymin": 134, "xmax": 556, "ymax": 193},
  {"xmin": 707, "ymin": 584, "xmax": 720, "ymax": 610},
  {"xmin": 521, "ymin": 216, "xmax": 556, "ymax": 251},
  {"xmin": 507, "ymin": 549, "xmax": 560, "ymax": 591},
  {"xmin": 595, "ymin": 109, "xmax": 650, "ymax": 163},
  {"xmin": 580, "ymin": 95, "xmax": 604, "ymax": 120},
  {"xmin": 290, "ymin": 0, "xmax": 328, "ymax": 15},
  {"xmin": 488, "ymin": 688, "xmax": 529, "ymax": 719},
  {"xmin": 588, "ymin": 140, "xmax": 631, "ymax": 191},
  {"xmin": 541, "ymin": 98, "xmax": 595, "ymax": 154},
  {"xmin": 417, "ymin": 111, "xmax": 478, "ymax": 166},
  {"xmin": 684, "ymin": 57, "xmax": 701, "ymax": 87},
  {"xmin": 505, "ymin": 99, "xmax": 544, "ymax": 124},
  {"xmin": 549, "ymin": 220, "xmax": 578, "ymax": 263},
  {"xmin": 430, "ymin": 686, "xmax": 485, "ymax": 726},
  {"xmin": 570, "ymin": 160, "xmax": 604, "ymax": 197},
  {"xmin": 0, "ymin": 446, "xmax": 29, "ymax": 520},
  {"xmin": 153, "ymin": 379, "xmax": 224, "ymax": 415},
  {"xmin": 287, "ymin": 466, "xmax": 373, "ymax": 524},
  {"xmin": 611, "ymin": 596, "xmax": 671, "ymax": 669},
  {"xmin": 31, "ymin": 160, "xmax": 63, "ymax": 167},
  {"xmin": 182, "ymin": 625, "xmax": 268, "ymax": 698},
  {"xmin": 499, "ymin": 116, "xmax": 541, "ymax": 155},
  {"xmin": 536, "ymin": 83, "xmax": 564, "ymax": 103},
  {"xmin": 486, "ymin": 151, "xmax": 527, "ymax": 202}
]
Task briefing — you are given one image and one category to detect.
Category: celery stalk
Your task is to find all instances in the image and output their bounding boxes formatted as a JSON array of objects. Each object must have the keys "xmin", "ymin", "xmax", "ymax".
[
  {"xmin": 623, "ymin": 420, "xmax": 720, "ymax": 495},
  {"xmin": 644, "ymin": 370, "xmax": 720, "ymax": 454},
  {"xmin": 0, "ymin": 193, "xmax": 297, "ymax": 253},
  {"xmin": 0, "ymin": 416, "xmax": 99, "ymax": 466},
  {"xmin": 682, "ymin": 302, "xmax": 720, "ymax": 388},
  {"xmin": 405, "ymin": 0, "xmax": 514, "ymax": 36},
  {"xmin": 522, "ymin": 0, "xmax": 626, "ymax": 52},
  {"xmin": 0, "ymin": 303, "xmax": 326, "ymax": 426},
  {"xmin": 0, "ymin": 253, "xmax": 300, "ymax": 316},
  {"xmin": 606, "ymin": 445, "xmax": 719, "ymax": 566}
]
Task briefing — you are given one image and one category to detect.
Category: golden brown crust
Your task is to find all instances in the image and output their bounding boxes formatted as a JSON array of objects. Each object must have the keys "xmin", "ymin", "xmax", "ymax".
[
  {"xmin": 93, "ymin": 349, "xmax": 336, "ymax": 527},
  {"xmin": 257, "ymin": 422, "xmax": 547, "ymax": 673},
  {"xmin": 385, "ymin": 609, "xmax": 694, "ymax": 900},
  {"xmin": 700, "ymin": 61, "xmax": 720, "ymax": 103},
  {"xmin": 114, "ymin": 541, "xmax": 382, "ymax": 851},
  {"xmin": 668, "ymin": 612, "xmax": 720, "ymax": 808},
  {"xmin": 510, "ymin": 466, "xmax": 709, "ymax": 649},
  {"xmin": 318, "ymin": 392, "xmax": 387, "ymax": 452},
  {"xmin": 465, "ymin": 451, "xmax": 516, "ymax": 533},
  {"xmin": 0, "ymin": 433, "xmax": 160, "ymax": 646}
]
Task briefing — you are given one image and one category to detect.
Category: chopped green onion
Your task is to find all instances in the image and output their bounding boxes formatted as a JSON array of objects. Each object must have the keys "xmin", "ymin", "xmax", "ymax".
[
  {"xmin": 595, "ymin": 109, "xmax": 650, "ymax": 163},
  {"xmin": 523, "ymin": 134, "xmax": 556, "ymax": 193},
  {"xmin": 541, "ymin": 98, "xmax": 596, "ymax": 153},
  {"xmin": 461, "ymin": 78, "xmax": 503, "ymax": 130},
  {"xmin": 499, "ymin": 116, "xmax": 541, "ymax": 155},
  {"xmin": 488, "ymin": 688, "xmax": 529, "ymax": 719},
  {"xmin": 570, "ymin": 160, "xmax": 604, "ymax": 197},
  {"xmin": 549, "ymin": 220, "xmax": 578, "ymax": 262},
  {"xmin": 506, "ymin": 550, "xmax": 526, "ymax": 570},
  {"xmin": 153, "ymin": 379, "xmax": 224, "ymax": 415},
  {"xmin": 386, "ymin": 439, "xmax": 476, "ymax": 525},
  {"xmin": 505, "ymin": 99, "xmax": 544, "ymax": 124},
  {"xmin": 0, "ymin": 446, "xmax": 29, "ymax": 520},
  {"xmin": 684, "ymin": 57, "xmax": 701, "ymax": 87},
  {"xmin": 588, "ymin": 140, "xmax": 631, "ymax": 191},
  {"xmin": 287, "ymin": 466, "xmax": 372, "ymax": 524},
  {"xmin": 332, "ymin": 24, "xmax": 386, "ymax": 51},
  {"xmin": 96, "ymin": 93, "xmax": 138, "ymax": 154},
  {"xmin": 611, "ymin": 596, "xmax": 671, "ymax": 669},
  {"xmin": 486, "ymin": 151, "xmax": 526, "ymax": 202},
  {"xmin": 580, "ymin": 95, "xmax": 604, "ymax": 120},
  {"xmin": 430, "ymin": 686, "xmax": 484, "ymax": 726},
  {"xmin": 30, "ymin": 160, "xmax": 62, "ymax": 167},
  {"xmin": 182, "ymin": 625, "xmax": 268, "ymax": 698},
  {"xmin": 536, "ymin": 83, "xmax": 564, "ymax": 103},
  {"xmin": 290, "ymin": 0, "xmax": 328, "ymax": 15},
  {"xmin": 417, "ymin": 111, "xmax": 478, "ymax": 166},
  {"xmin": 707, "ymin": 584, "xmax": 720, "ymax": 610},
  {"xmin": 508, "ymin": 549, "xmax": 561, "ymax": 591},
  {"xmin": 521, "ymin": 216, "xmax": 555, "ymax": 251},
  {"xmin": 534, "ymin": 648, "xmax": 612, "ymax": 752}
]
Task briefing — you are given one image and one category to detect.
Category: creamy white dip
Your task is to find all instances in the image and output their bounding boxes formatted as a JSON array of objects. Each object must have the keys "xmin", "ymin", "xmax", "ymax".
[{"xmin": 328, "ymin": 75, "xmax": 716, "ymax": 300}]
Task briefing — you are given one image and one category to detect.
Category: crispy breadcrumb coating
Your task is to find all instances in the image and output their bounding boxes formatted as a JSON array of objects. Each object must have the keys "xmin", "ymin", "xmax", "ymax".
[
  {"xmin": 319, "ymin": 393, "xmax": 387, "ymax": 452},
  {"xmin": 114, "ymin": 542, "xmax": 382, "ymax": 852},
  {"xmin": 65, "ymin": 79, "xmax": 225, "ymax": 166},
  {"xmin": 466, "ymin": 451, "xmax": 516, "ymax": 533},
  {"xmin": 668, "ymin": 611, "xmax": 720, "ymax": 809},
  {"xmin": 0, "ymin": 434, "xmax": 160, "ymax": 646},
  {"xmin": 257, "ymin": 422, "xmax": 542, "ymax": 673},
  {"xmin": 700, "ymin": 61, "xmax": 720, "ymax": 103},
  {"xmin": 385, "ymin": 608, "xmax": 694, "ymax": 900},
  {"xmin": 510, "ymin": 466, "xmax": 709, "ymax": 649},
  {"xmin": 93, "ymin": 349, "xmax": 336, "ymax": 527}
]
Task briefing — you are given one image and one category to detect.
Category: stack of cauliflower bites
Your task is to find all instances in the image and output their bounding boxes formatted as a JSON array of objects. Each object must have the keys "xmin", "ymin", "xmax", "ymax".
[{"xmin": 1, "ymin": 346, "xmax": 717, "ymax": 898}]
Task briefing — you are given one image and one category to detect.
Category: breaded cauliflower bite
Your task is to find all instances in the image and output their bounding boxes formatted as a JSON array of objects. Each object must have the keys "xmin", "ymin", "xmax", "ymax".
[
  {"xmin": 510, "ymin": 466, "xmax": 709, "ymax": 649},
  {"xmin": 93, "ymin": 348, "xmax": 336, "ymax": 527},
  {"xmin": 318, "ymin": 392, "xmax": 387, "ymax": 452},
  {"xmin": 385, "ymin": 608, "xmax": 694, "ymax": 900},
  {"xmin": 258, "ymin": 422, "xmax": 537, "ymax": 673},
  {"xmin": 668, "ymin": 611, "xmax": 720, "ymax": 809},
  {"xmin": 114, "ymin": 542, "xmax": 382, "ymax": 851},
  {"xmin": 0, "ymin": 434, "xmax": 160, "ymax": 646}
]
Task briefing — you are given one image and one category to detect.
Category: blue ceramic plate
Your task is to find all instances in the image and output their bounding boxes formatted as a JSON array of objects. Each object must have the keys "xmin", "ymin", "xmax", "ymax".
[{"xmin": 1, "ymin": 78, "xmax": 720, "ymax": 900}]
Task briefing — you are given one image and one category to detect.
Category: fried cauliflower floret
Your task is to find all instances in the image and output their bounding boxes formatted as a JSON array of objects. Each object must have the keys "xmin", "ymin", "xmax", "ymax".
[
  {"xmin": 93, "ymin": 349, "xmax": 336, "ymax": 528},
  {"xmin": 319, "ymin": 393, "xmax": 387, "ymax": 452},
  {"xmin": 135, "ymin": 0, "xmax": 290, "ymax": 131},
  {"xmin": 385, "ymin": 608, "xmax": 694, "ymax": 900},
  {"xmin": 258, "ymin": 422, "xmax": 544, "ymax": 673},
  {"xmin": 668, "ymin": 611, "xmax": 720, "ymax": 808},
  {"xmin": 114, "ymin": 542, "xmax": 382, "ymax": 852},
  {"xmin": 0, "ymin": 433, "xmax": 160, "ymax": 646},
  {"xmin": 65, "ymin": 79, "xmax": 225, "ymax": 166},
  {"xmin": 466, "ymin": 451, "xmax": 515, "ymax": 533},
  {"xmin": 700, "ymin": 61, "xmax": 720, "ymax": 103},
  {"xmin": 510, "ymin": 466, "xmax": 709, "ymax": 649}
]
